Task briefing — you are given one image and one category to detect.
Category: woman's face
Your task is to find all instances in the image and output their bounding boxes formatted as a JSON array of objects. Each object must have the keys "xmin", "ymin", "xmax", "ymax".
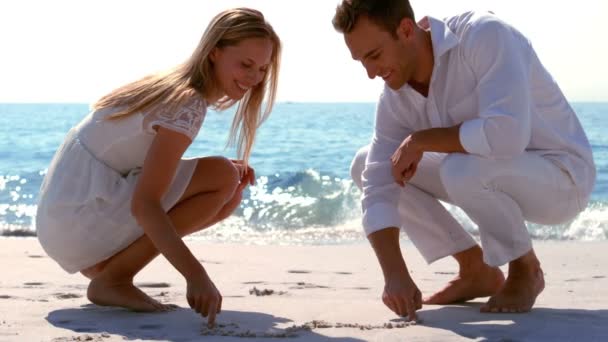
[{"xmin": 211, "ymin": 37, "xmax": 273, "ymax": 100}]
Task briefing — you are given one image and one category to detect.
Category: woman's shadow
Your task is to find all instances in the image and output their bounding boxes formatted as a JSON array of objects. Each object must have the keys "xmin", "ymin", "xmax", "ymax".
[
  {"xmin": 417, "ymin": 303, "xmax": 608, "ymax": 341},
  {"xmin": 46, "ymin": 304, "xmax": 365, "ymax": 341}
]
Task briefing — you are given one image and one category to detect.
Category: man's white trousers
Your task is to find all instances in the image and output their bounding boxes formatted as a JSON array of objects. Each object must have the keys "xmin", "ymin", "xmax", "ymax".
[{"xmin": 351, "ymin": 146, "xmax": 584, "ymax": 266}]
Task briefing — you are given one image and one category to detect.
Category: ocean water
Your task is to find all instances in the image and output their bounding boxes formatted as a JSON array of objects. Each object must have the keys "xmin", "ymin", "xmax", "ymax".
[{"xmin": 1, "ymin": 102, "xmax": 607, "ymax": 244}]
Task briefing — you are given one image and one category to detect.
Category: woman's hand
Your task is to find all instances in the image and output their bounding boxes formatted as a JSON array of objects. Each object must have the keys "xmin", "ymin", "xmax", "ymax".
[
  {"xmin": 186, "ymin": 273, "xmax": 222, "ymax": 327},
  {"xmin": 231, "ymin": 159, "xmax": 255, "ymax": 186}
]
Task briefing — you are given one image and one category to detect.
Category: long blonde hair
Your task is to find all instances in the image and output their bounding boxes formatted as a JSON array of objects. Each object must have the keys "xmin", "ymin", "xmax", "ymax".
[{"xmin": 93, "ymin": 7, "xmax": 281, "ymax": 163}]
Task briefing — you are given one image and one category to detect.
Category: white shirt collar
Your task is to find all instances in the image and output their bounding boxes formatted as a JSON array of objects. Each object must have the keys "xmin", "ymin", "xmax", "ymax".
[{"xmin": 427, "ymin": 15, "xmax": 459, "ymax": 63}]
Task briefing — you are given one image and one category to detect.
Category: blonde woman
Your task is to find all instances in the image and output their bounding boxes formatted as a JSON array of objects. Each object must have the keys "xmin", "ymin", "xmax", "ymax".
[{"xmin": 36, "ymin": 8, "xmax": 281, "ymax": 326}]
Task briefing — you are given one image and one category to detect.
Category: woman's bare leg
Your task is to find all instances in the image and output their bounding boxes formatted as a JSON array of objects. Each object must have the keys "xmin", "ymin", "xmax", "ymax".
[{"xmin": 84, "ymin": 157, "xmax": 242, "ymax": 311}]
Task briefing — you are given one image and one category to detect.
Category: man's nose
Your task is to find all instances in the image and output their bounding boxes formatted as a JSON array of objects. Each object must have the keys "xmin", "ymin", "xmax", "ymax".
[{"xmin": 364, "ymin": 62, "xmax": 377, "ymax": 80}]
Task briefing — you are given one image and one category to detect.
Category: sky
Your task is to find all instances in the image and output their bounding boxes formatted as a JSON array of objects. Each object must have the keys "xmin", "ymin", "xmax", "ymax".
[{"xmin": 1, "ymin": 0, "xmax": 607, "ymax": 103}]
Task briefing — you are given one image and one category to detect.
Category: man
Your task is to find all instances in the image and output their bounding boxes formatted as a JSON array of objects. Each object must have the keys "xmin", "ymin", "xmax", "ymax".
[{"xmin": 333, "ymin": 0, "xmax": 595, "ymax": 320}]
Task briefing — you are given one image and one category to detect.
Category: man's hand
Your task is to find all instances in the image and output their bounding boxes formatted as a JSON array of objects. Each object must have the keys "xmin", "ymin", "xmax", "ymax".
[
  {"xmin": 383, "ymin": 273, "xmax": 423, "ymax": 321},
  {"xmin": 391, "ymin": 134, "xmax": 423, "ymax": 186},
  {"xmin": 368, "ymin": 228, "xmax": 423, "ymax": 321}
]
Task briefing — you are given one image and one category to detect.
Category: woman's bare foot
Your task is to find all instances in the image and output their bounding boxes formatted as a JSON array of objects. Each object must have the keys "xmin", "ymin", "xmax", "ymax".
[
  {"xmin": 87, "ymin": 276, "xmax": 174, "ymax": 312},
  {"xmin": 424, "ymin": 264, "xmax": 504, "ymax": 304},
  {"xmin": 481, "ymin": 250, "xmax": 545, "ymax": 313}
]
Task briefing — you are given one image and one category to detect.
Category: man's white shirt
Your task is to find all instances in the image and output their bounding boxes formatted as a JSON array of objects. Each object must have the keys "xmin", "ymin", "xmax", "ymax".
[{"xmin": 361, "ymin": 11, "xmax": 596, "ymax": 236}]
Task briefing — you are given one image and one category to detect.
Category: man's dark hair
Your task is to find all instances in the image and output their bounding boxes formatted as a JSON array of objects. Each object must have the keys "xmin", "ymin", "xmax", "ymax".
[{"xmin": 332, "ymin": 0, "xmax": 415, "ymax": 37}]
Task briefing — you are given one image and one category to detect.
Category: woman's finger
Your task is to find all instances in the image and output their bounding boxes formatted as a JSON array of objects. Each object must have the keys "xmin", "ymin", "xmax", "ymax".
[
  {"xmin": 217, "ymin": 293, "xmax": 223, "ymax": 314},
  {"xmin": 207, "ymin": 298, "xmax": 218, "ymax": 327},
  {"xmin": 201, "ymin": 298, "xmax": 209, "ymax": 317},
  {"xmin": 249, "ymin": 167, "xmax": 256, "ymax": 185}
]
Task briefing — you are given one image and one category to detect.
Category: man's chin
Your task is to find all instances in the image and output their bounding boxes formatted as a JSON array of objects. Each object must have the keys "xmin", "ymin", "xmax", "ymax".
[{"xmin": 386, "ymin": 80, "xmax": 406, "ymax": 90}]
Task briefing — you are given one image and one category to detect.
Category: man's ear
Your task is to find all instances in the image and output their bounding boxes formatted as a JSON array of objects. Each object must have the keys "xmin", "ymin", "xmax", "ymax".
[{"xmin": 396, "ymin": 17, "xmax": 415, "ymax": 40}]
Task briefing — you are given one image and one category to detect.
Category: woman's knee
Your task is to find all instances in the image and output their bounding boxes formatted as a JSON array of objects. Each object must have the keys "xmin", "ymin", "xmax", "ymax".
[
  {"xmin": 350, "ymin": 145, "xmax": 369, "ymax": 190},
  {"xmin": 191, "ymin": 156, "xmax": 240, "ymax": 200}
]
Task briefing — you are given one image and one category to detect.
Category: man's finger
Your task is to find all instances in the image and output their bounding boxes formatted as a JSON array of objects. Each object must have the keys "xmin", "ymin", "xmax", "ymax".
[
  {"xmin": 394, "ymin": 297, "xmax": 408, "ymax": 317},
  {"xmin": 406, "ymin": 300, "xmax": 418, "ymax": 322},
  {"xmin": 391, "ymin": 167, "xmax": 400, "ymax": 183},
  {"xmin": 415, "ymin": 289, "xmax": 423, "ymax": 310},
  {"xmin": 382, "ymin": 294, "xmax": 398, "ymax": 314}
]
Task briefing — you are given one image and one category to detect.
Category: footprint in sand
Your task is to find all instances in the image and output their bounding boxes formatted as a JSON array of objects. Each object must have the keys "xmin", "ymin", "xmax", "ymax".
[
  {"xmin": 23, "ymin": 282, "xmax": 45, "ymax": 286},
  {"xmin": 286, "ymin": 282, "xmax": 329, "ymax": 289},
  {"xmin": 52, "ymin": 334, "xmax": 109, "ymax": 342},
  {"xmin": 136, "ymin": 282, "xmax": 171, "ymax": 288},
  {"xmin": 287, "ymin": 270, "xmax": 311, "ymax": 274},
  {"xmin": 249, "ymin": 287, "xmax": 287, "ymax": 296},
  {"xmin": 139, "ymin": 324, "xmax": 163, "ymax": 330},
  {"xmin": 74, "ymin": 328, "xmax": 99, "ymax": 333},
  {"xmin": 54, "ymin": 293, "xmax": 82, "ymax": 299},
  {"xmin": 201, "ymin": 320, "xmax": 417, "ymax": 337},
  {"xmin": 288, "ymin": 270, "xmax": 355, "ymax": 276}
]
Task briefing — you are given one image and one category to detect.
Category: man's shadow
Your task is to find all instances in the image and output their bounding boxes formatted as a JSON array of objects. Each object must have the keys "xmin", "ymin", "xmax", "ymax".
[
  {"xmin": 46, "ymin": 305, "xmax": 365, "ymax": 341},
  {"xmin": 417, "ymin": 303, "xmax": 608, "ymax": 341}
]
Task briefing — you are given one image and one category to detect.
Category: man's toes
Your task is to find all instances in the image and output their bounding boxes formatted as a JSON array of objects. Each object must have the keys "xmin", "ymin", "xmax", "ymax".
[
  {"xmin": 423, "ymin": 294, "xmax": 440, "ymax": 304},
  {"xmin": 480, "ymin": 296, "xmax": 496, "ymax": 312}
]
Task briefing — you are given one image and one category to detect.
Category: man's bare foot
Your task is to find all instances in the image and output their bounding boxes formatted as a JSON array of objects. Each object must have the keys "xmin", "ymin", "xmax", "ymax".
[
  {"xmin": 424, "ymin": 264, "xmax": 504, "ymax": 304},
  {"xmin": 424, "ymin": 245, "xmax": 504, "ymax": 304},
  {"xmin": 481, "ymin": 250, "xmax": 545, "ymax": 313},
  {"xmin": 87, "ymin": 276, "xmax": 174, "ymax": 312}
]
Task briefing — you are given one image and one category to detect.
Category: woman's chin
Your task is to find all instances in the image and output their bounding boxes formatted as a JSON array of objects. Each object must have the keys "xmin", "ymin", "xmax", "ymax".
[{"xmin": 226, "ymin": 90, "xmax": 247, "ymax": 101}]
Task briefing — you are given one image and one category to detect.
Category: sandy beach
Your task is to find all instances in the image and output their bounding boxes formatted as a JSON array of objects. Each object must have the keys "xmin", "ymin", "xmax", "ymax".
[{"xmin": 0, "ymin": 237, "xmax": 606, "ymax": 341}]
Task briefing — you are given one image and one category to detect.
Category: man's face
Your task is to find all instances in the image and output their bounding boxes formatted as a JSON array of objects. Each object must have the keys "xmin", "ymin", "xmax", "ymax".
[{"xmin": 345, "ymin": 15, "xmax": 415, "ymax": 90}]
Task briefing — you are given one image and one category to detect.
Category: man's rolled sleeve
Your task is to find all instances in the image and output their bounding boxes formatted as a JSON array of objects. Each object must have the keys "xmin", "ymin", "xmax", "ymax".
[
  {"xmin": 459, "ymin": 118, "xmax": 492, "ymax": 156},
  {"xmin": 461, "ymin": 14, "xmax": 533, "ymax": 159}
]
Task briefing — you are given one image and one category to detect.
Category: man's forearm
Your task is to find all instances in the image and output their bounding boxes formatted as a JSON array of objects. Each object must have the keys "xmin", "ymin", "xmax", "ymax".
[
  {"xmin": 410, "ymin": 124, "xmax": 466, "ymax": 154},
  {"xmin": 368, "ymin": 228, "xmax": 410, "ymax": 281}
]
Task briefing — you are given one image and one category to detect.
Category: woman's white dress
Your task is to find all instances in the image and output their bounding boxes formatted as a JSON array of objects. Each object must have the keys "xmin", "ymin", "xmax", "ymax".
[{"xmin": 36, "ymin": 96, "xmax": 207, "ymax": 273}]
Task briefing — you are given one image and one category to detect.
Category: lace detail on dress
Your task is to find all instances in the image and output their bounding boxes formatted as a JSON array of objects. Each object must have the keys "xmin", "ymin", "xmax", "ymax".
[{"xmin": 143, "ymin": 96, "xmax": 207, "ymax": 140}]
